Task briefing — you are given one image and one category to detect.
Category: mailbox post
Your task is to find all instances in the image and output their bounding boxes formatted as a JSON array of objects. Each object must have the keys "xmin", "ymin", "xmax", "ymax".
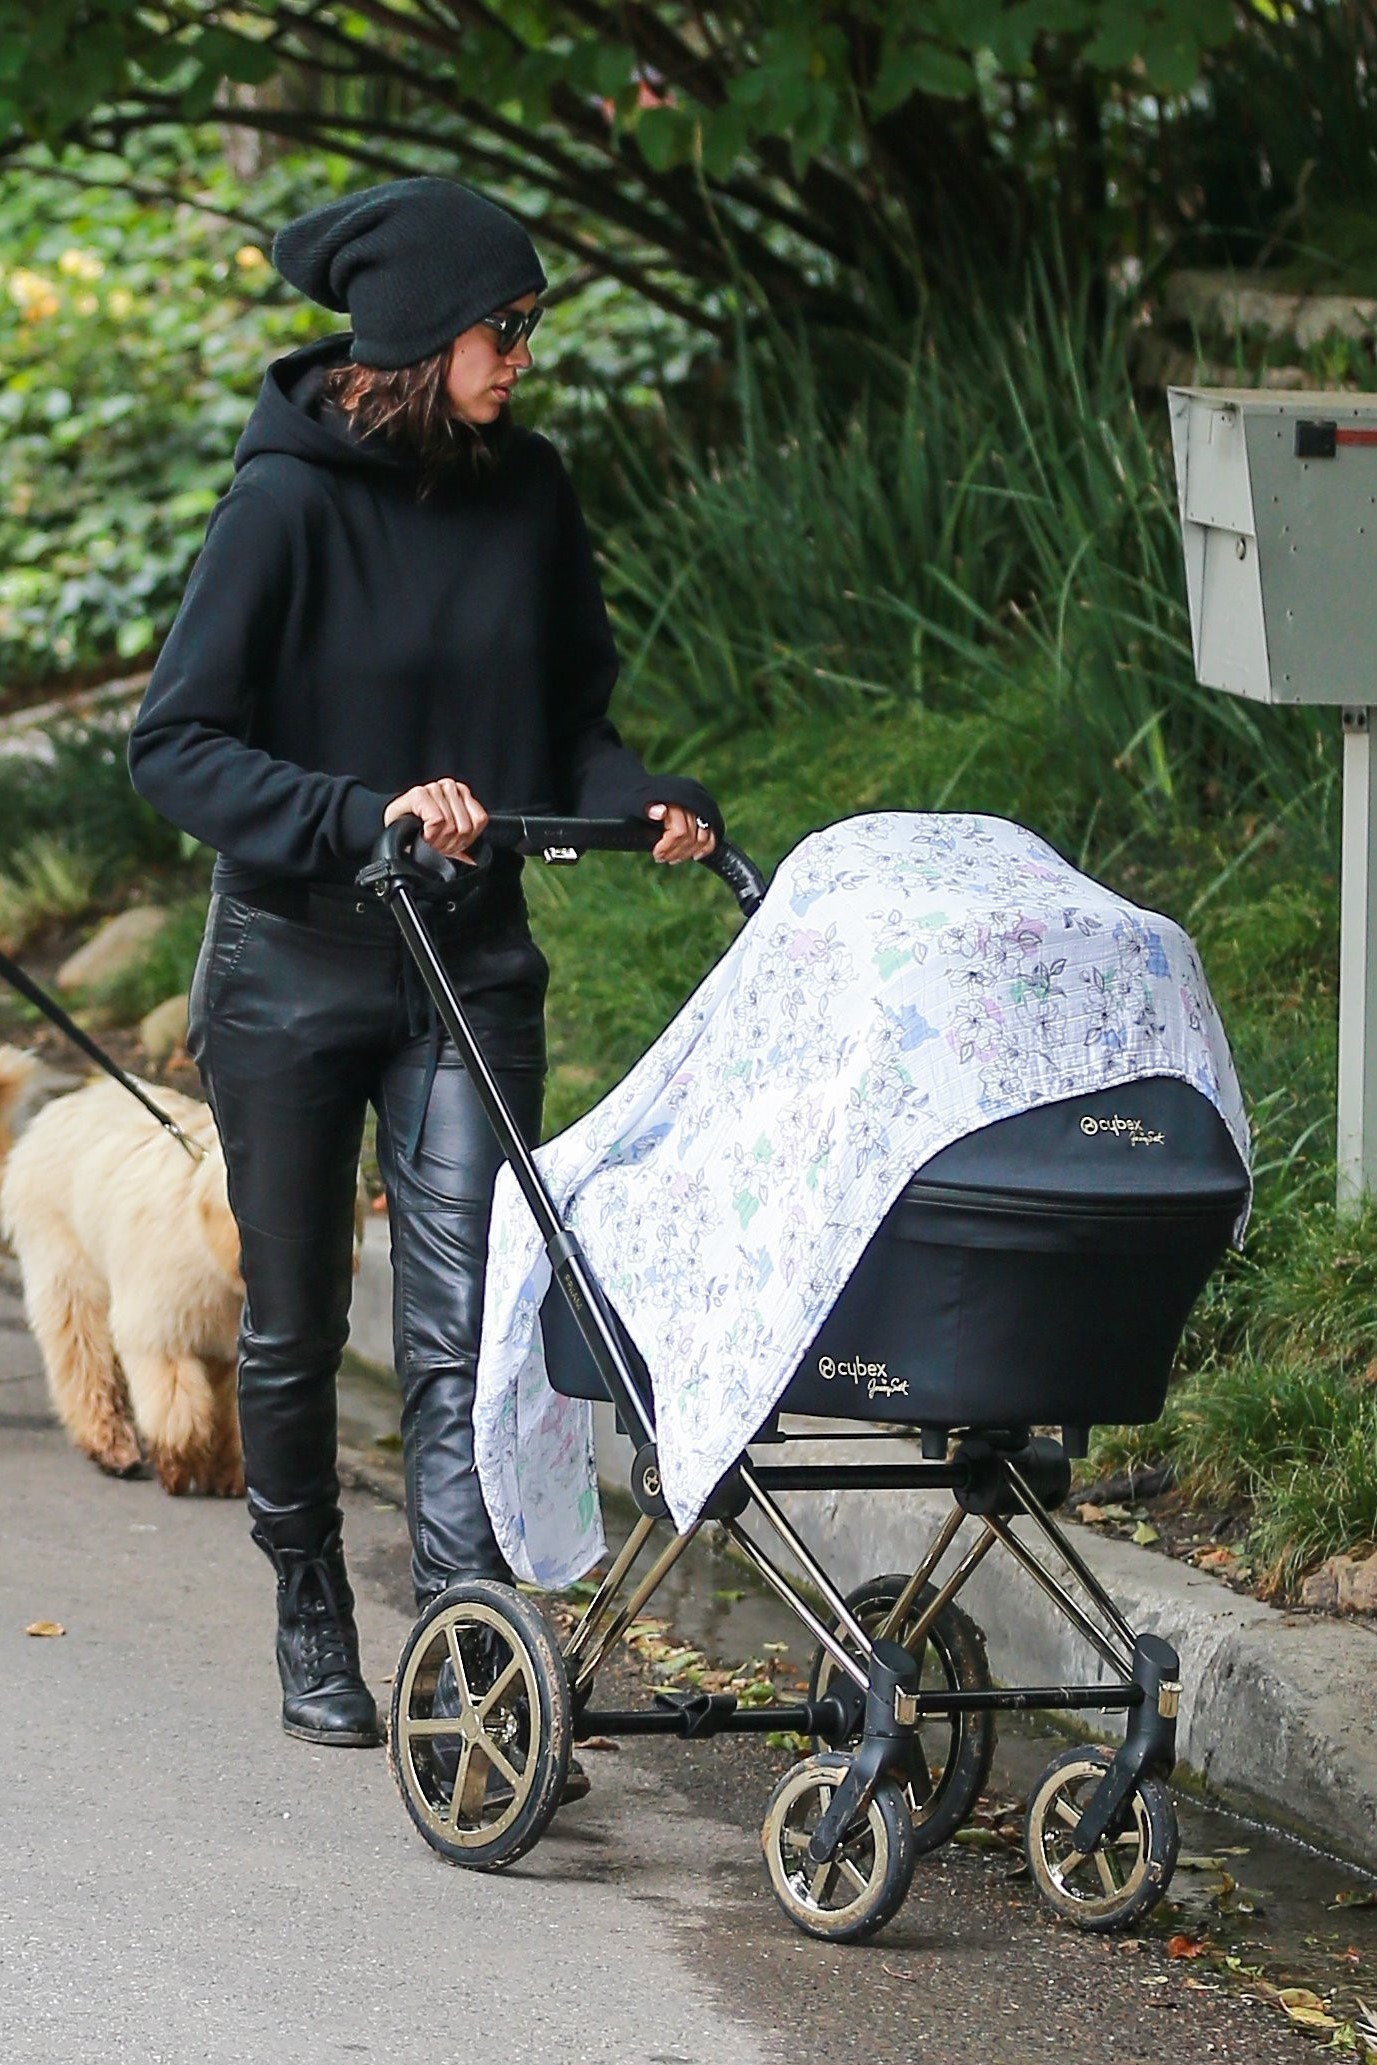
[{"xmin": 1169, "ymin": 386, "xmax": 1377, "ymax": 1209}]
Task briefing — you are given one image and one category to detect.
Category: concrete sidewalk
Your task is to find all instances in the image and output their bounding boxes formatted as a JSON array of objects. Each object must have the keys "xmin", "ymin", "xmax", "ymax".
[
  {"xmin": 5, "ymin": 1251, "xmax": 1322, "ymax": 2064},
  {"xmin": 350, "ymin": 1215, "xmax": 1377, "ymax": 1870}
]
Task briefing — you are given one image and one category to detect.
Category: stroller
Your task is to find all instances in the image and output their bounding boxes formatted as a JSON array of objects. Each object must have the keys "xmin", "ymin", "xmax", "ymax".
[{"xmin": 362, "ymin": 815, "xmax": 1250, "ymax": 1945}]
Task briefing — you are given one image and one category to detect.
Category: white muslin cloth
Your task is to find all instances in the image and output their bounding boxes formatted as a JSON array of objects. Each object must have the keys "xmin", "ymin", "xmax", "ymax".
[{"xmin": 473, "ymin": 812, "xmax": 1250, "ymax": 1588}]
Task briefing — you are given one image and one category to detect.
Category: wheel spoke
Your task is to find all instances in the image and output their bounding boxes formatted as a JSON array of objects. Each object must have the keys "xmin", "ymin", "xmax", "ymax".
[
  {"xmin": 1094, "ymin": 1846, "xmax": 1120, "ymax": 1898},
  {"xmin": 477, "ymin": 1731, "xmax": 521, "ymax": 1789},
  {"xmin": 406, "ymin": 1715, "xmax": 465, "ymax": 1738},
  {"xmin": 478, "ymin": 1656, "xmax": 522, "ymax": 1721},
  {"xmin": 450, "ymin": 1743, "xmax": 482, "ymax": 1823},
  {"xmin": 445, "ymin": 1624, "xmax": 476, "ymax": 1714},
  {"xmin": 808, "ymin": 1858, "xmax": 837, "ymax": 1906},
  {"xmin": 908, "ymin": 1745, "xmax": 936, "ymax": 1807},
  {"xmin": 1053, "ymin": 1797, "xmax": 1082, "ymax": 1830},
  {"xmin": 838, "ymin": 1856, "xmax": 870, "ymax": 1896}
]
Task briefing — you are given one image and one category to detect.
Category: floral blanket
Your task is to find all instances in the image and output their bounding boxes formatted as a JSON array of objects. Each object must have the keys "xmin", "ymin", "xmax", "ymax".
[{"xmin": 473, "ymin": 813, "xmax": 1250, "ymax": 1588}]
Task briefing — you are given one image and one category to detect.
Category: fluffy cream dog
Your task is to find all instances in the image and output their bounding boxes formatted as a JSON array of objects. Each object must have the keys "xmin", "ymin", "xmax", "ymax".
[{"xmin": 0, "ymin": 1046, "xmax": 246, "ymax": 1494}]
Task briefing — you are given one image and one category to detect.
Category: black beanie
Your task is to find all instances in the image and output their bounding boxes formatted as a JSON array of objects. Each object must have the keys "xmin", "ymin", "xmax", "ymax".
[{"xmin": 271, "ymin": 176, "xmax": 548, "ymax": 369}]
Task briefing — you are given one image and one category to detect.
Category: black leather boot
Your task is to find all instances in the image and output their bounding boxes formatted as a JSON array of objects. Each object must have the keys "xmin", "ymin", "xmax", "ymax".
[{"xmin": 250, "ymin": 1504, "xmax": 382, "ymax": 1747}]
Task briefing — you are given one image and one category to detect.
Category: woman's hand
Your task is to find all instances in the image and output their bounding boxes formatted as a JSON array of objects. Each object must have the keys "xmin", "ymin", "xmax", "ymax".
[
  {"xmin": 646, "ymin": 802, "xmax": 716, "ymax": 864},
  {"xmin": 383, "ymin": 779, "xmax": 488, "ymax": 863}
]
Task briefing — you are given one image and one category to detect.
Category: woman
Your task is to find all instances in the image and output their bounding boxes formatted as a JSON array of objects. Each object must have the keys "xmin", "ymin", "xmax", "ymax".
[{"xmin": 127, "ymin": 176, "xmax": 721, "ymax": 1753}]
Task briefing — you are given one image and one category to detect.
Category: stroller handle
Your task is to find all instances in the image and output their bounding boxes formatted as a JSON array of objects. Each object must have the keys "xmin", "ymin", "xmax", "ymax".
[{"xmin": 369, "ymin": 813, "xmax": 767, "ymax": 918}]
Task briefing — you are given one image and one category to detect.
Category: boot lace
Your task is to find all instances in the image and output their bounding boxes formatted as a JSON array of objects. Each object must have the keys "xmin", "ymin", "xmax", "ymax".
[{"xmin": 283, "ymin": 1554, "xmax": 355, "ymax": 1681}]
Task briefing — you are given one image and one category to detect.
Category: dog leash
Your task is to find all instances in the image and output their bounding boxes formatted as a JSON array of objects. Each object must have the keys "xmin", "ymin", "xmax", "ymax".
[{"xmin": 0, "ymin": 944, "xmax": 206, "ymax": 1162}]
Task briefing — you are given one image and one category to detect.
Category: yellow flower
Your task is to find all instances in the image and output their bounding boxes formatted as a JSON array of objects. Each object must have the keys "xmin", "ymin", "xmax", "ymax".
[
  {"xmin": 234, "ymin": 244, "xmax": 267, "ymax": 271},
  {"xmin": 57, "ymin": 248, "xmax": 103, "ymax": 281},
  {"xmin": 8, "ymin": 267, "xmax": 54, "ymax": 309},
  {"xmin": 107, "ymin": 287, "xmax": 135, "ymax": 320},
  {"xmin": 74, "ymin": 292, "xmax": 99, "ymax": 317}
]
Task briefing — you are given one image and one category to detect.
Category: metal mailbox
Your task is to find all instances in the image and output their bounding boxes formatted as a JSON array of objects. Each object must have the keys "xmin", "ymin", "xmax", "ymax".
[
  {"xmin": 1169, "ymin": 386, "xmax": 1377, "ymax": 1206},
  {"xmin": 1170, "ymin": 387, "xmax": 1377, "ymax": 705}
]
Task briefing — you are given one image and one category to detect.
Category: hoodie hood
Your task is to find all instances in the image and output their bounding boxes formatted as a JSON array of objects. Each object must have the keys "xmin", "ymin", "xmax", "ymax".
[{"xmin": 233, "ymin": 333, "xmax": 413, "ymax": 474}]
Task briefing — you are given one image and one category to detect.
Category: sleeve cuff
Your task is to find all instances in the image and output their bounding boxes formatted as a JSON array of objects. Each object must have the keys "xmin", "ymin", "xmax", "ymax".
[
  {"xmin": 630, "ymin": 775, "xmax": 725, "ymax": 842},
  {"xmin": 341, "ymin": 783, "xmax": 396, "ymax": 862}
]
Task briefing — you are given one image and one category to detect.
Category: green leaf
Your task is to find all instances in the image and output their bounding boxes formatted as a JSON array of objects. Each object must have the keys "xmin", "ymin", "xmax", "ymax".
[
  {"xmin": 869, "ymin": 38, "xmax": 976, "ymax": 117},
  {"xmin": 1139, "ymin": 26, "xmax": 1205, "ymax": 96},
  {"xmin": 634, "ymin": 105, "xmax": 693, "ymax": 172},
  {"xmin": 590, "ymin": 42, "xmax": 635, "ymax": 97},
  {"xmin": 1083, "ymin": 17, "xmax": 1145, "ymax": 71},
  {"xmin": 698, "ymin": 105, "xmax": 749, "ymax": 180},
  {"xmin": 115, "ymin": 614, "xmax": 154, "ymax": 659}
]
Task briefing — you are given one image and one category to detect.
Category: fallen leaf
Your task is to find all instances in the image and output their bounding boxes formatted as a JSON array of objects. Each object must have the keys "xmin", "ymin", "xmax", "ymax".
[
  {"xmin": 1331, "ymin": 1890, "xmax": 1377, "ymax": 1911},
  {"xmin": 580, "ymin": 1736, "xmax": 620, "ymax": 1752},
  {"xmin": 953, "ymin": 1825, "xmax": 1011, "ymax": 1852},
  {"xmin": 1078, "ymin": 1502, "xmax": 1108, "ymax": 1522},
  {"xmin": 1278, "ymin": 1986, "xmax": 1338, "ymax": 2030},
  {"xmin": 1167, "ymin": 1934, "xmax": 1210, "ymax": 1959},
  {"xmin": 1132, "ymin": 1521, "xmax": 1161, "ymax": 1546},
  {"xmin": 24, "ymin": 1620, "xmax": 64, "ymax": 1638}
]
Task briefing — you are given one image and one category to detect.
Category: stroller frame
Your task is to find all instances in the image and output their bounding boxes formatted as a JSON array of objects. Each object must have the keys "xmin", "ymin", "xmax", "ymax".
[{"xmin": 368, "ymin": 816, "xmax": 1186, "ymax": 1943}]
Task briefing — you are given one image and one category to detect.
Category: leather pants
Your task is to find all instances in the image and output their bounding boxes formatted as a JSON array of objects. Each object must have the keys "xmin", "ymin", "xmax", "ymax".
[{"xmin": 186, "ymin": 873, "xmax": 546, "ymax": 1609}]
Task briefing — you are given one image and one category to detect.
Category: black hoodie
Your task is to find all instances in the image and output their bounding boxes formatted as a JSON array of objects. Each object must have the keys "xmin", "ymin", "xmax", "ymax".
[{"xmin": 127, "ymin": 334, "xmax": 720, "ymax": 895}]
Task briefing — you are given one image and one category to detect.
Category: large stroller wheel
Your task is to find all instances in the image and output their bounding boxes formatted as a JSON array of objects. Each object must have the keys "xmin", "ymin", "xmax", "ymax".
[
  {"xmin": 1024, "ymin": 1745, "xmax": 1179, "ymax": 1932},
  {"xmin": 808, "ymin": 1574, "xmax": 996, "ymax": 1854},
  {"xmin": 761, "ymin": 1753, "xmax": 916, "ymax": 1943},
  {"xmin": 389, "ymin": 1579, "xmax": 571, "ymax": 1871}
]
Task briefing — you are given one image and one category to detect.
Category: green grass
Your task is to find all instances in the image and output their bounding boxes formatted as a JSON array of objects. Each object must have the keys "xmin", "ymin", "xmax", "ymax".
[
  {"xmin": 602, "ymin": 281, "xmax": 1332, "ymax": 848},
  {"xmin": 0, "ymin": 834, "xmax": 103, "ymax": 950}
]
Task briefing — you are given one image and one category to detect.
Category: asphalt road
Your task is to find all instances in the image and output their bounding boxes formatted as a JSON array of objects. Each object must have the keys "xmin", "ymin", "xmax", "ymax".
[{"xmin": 1, "ymin": 1269, "xmax": 1312, "ymax": 2065}]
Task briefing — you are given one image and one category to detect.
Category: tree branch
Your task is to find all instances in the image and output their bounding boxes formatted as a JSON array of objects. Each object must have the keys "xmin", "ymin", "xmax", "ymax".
[{"xmin": 0, "ymin": 155, "xmax": 275, "ymax": 239}]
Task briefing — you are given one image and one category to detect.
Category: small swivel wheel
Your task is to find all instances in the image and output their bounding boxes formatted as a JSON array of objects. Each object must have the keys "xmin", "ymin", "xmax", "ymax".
[
  {"xmin": 1024, "ymin": 1746, "xmax": 1179, "ymax": 1932},
  {"xmin": 808, "ymin": 1574, "xmax": 996, "ymax": 1854},
  {"xmin": 761, "ymin": 1753, "xmax": 916, "ymax": 1943},
  {"xmin": 389, "ymin": 1578, "xmax": 571, "ymax": 1871}
]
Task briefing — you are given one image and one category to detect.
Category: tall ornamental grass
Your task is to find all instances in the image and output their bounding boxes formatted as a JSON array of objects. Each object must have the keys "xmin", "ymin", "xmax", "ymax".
[{"xmin": 603, "ymin": 281, "xmax": 1333, "ymax": 847}]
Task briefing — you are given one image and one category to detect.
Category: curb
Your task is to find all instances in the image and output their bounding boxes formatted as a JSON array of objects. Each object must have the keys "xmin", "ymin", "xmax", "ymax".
[{"xmin": 347, "ymin": 1219, "xmax": 1377, "ymax": 1871}]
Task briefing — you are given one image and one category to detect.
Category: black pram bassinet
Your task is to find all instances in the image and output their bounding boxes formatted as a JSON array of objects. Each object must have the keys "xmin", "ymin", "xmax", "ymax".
[{"xmin": 541, "ymin": 1074, "xmax": 1250, "ymax": 1449}]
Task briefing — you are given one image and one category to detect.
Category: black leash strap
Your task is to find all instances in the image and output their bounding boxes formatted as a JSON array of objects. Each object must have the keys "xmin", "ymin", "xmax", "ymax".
[{"xmin": 0, "ymin": 944, "xmax": 205, "ymax": 1162}]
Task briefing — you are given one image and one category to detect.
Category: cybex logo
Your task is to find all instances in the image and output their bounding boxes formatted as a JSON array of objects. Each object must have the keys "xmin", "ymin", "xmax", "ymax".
[
  {"xmin": 817, "ymin": 1354, "xmax": 909, "ymax": 1403},
  {"xmin": 1079, "ymin": 1114, "xmax": 1165, "ymax": 1146}
]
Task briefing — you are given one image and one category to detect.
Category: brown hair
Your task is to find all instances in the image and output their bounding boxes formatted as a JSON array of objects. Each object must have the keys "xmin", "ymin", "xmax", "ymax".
[{"xmin": 320, "ymin": 346, "xmax": 505, "ymax": 495}]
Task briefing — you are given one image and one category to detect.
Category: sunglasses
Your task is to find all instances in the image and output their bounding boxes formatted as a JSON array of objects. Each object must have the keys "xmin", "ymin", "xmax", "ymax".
[{"xmin": 479, "ymin": 304, "xmax": 544, "ymax": 353}]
